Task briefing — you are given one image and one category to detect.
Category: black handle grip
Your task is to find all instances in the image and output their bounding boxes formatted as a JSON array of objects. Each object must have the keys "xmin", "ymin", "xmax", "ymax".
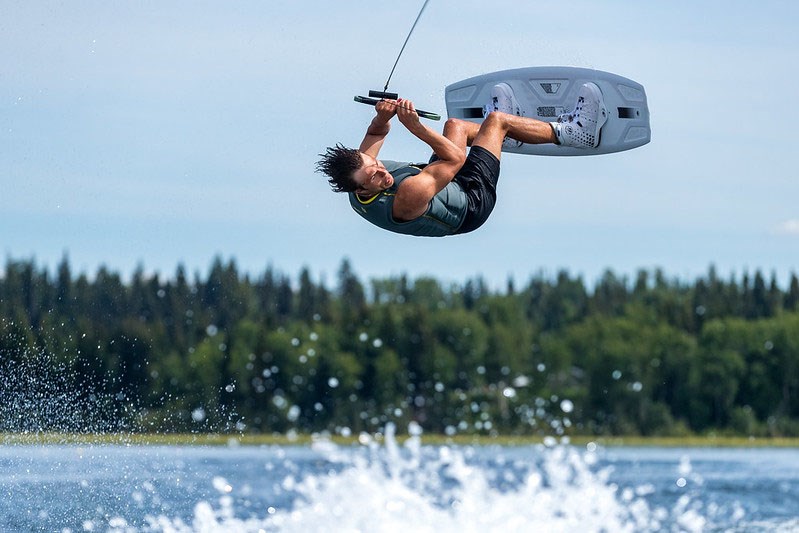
[
  {"xmin": 368, "ymin": 90, "xmax": 399, "ymax": 100},
  {"xmin": 353, "ymin": 95, "xmax": 441, "ymax": 121}
]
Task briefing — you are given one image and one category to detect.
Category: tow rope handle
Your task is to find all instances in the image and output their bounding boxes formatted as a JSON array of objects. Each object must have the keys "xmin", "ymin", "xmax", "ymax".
[{"xmin": 354, "ymin": 91, "xmax": 441, "ymax": 121}]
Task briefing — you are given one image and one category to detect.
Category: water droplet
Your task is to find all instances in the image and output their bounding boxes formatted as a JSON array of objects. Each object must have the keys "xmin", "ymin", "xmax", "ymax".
[
  {"xmin": 272, "ymin": 395, "xmax": 287, "ymax": 409},
  {"xmin": 212, "ymin": 476, "xmax": 233, "ymax": 493},
  {"xmin": 512, "ymin": 375, "xmax": 530, "ymax": 387}
]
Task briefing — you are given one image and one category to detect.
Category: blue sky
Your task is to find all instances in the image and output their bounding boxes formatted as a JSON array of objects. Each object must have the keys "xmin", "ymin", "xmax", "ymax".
[{"xmin": 2, "ymin": 0, "xmax": 798, "ymax": 288}]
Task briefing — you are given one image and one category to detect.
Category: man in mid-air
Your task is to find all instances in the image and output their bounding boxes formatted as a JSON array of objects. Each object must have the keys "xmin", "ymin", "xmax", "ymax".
[{"xmin": 316, "ymin": 83, "xmax": 606, "ymax": 236}]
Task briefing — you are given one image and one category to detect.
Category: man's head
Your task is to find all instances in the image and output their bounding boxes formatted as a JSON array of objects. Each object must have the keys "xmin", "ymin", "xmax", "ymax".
[{"xmin": 316, "ymin": 144, "xmax": 394, "ymax": 195}]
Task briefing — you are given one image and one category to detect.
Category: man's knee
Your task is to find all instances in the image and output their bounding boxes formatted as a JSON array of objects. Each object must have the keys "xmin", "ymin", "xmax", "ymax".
[
  {"xmin": 480, "ymin": 111, "xmax": 510, "ymax": 134},
  {"xmin": 444, "ymin": 117, "xmax": 469, "ymax": 134},
  {"xmin": 482, "ymin": 111, "xmax": 507, "ymax": 126}
]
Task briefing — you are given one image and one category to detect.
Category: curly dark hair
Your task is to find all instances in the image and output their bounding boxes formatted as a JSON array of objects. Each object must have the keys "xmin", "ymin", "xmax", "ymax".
[{"xmin": 315, "ymin": 143, "xmax": 363, "ymax": 193}]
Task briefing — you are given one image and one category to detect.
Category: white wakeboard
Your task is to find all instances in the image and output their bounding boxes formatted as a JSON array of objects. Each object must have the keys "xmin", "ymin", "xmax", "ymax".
[{"xmin": 445, "ymin": 66, "xmax": 650, "ymax": 156}]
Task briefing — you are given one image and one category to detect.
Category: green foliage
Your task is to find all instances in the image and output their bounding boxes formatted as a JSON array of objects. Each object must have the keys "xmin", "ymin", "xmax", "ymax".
[{"xmin": 1, "ymin": 257, "xmax": 799, "ymax": 437}]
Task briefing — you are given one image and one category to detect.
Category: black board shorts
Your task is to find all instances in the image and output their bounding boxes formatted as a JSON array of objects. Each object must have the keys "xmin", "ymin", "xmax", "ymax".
[{"xmin": 453, "ymin": 146, "xmax": 501, "ymax": 234}]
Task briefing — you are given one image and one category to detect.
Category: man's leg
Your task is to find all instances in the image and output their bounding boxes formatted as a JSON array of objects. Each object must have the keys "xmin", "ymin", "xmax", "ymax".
[
  {"xmin": 471, "ymin": 112, "xmax": 557, "ymax": 160},
  {"xmin": 442, "ymin": 118, "xmax": 482, "ymax": 151}
]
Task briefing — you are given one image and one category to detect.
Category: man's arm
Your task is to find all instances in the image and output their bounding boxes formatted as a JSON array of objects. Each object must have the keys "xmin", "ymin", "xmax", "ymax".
[
  {"xmin": 392, "ymin": 99, "xmax": 467, "ymax": 221},
  {"xmin": 358, "ymin": 100, "xmax": 397, "ymax": 159}
]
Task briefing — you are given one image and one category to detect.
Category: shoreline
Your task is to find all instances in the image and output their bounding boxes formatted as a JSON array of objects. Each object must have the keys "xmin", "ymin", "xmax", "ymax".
[{"xmin": 2, "ymin": 432, "xmax": 799, "ymax": 448}]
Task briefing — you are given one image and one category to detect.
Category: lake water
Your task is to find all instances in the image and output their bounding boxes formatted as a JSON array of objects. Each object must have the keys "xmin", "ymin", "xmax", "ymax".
[{"xmin": 1, "ymin": 431, "xmax": 798, "ymax": 532}]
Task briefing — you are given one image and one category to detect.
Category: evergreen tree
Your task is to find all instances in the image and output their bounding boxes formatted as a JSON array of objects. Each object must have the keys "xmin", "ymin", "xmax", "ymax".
[
  {"xmin": 55, "ymin": 254, "xmax": 73, "ymax": 318},
  {"xmin": 337, "ymin": 258, "xmax": 366, "ymax": 331},
  {"xmin": 297, "ymin": 267, "xmax": 317, "ymax": 323},
  {"xmin": 786, "ymin": 274, "xmax": 799, "ymax": 311}
]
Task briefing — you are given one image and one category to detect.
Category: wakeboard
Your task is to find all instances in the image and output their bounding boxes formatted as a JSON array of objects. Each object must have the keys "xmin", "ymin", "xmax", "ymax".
[{"xmin": 445, "ymin": 66, "xmax": 650, "ymax": 156}]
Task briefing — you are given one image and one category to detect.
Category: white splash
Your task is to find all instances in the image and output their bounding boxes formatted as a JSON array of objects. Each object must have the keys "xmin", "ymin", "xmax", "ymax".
[{"xmin": 126, "ymin": 425, "xmax": 710, "ymax": 533}]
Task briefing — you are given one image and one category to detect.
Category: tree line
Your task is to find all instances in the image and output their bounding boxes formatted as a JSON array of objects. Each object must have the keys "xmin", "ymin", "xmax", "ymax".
[{"xmin": 1, "ymin": 256, "xmax": 799, "ymax": 437}]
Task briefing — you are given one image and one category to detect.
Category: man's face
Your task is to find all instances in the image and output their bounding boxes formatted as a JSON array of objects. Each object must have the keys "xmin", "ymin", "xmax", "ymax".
[{"xmin": 352, "ymin": 153, "xmax": 394, "ymax": 195}]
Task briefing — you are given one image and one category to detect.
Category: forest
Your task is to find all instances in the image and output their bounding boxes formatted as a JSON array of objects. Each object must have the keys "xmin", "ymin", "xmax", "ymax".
[{"xmin": 1, "ymin": 256, "xmax": 799, "ymax": 438}]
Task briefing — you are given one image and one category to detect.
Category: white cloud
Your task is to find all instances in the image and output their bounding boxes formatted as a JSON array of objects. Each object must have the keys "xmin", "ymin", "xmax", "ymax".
[{"xmin": 775, "ymin": 219, "xmax": 799, "ymax": 235}]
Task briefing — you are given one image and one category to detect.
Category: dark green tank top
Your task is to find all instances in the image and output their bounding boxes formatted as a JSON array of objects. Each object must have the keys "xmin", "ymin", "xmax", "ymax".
[{"xmin": 348, "ymin": 160, "xmax": 469, "ymax": 237}]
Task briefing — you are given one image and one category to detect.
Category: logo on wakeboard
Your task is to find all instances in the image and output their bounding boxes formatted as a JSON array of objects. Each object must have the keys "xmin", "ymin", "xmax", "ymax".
[
  {"xmin": 540, "ymin": 82, "xmax": 561, "ymax": 94},
  {"xmin": 536, "ymin": 106, "xmax": 567, "ymax": 118}
]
